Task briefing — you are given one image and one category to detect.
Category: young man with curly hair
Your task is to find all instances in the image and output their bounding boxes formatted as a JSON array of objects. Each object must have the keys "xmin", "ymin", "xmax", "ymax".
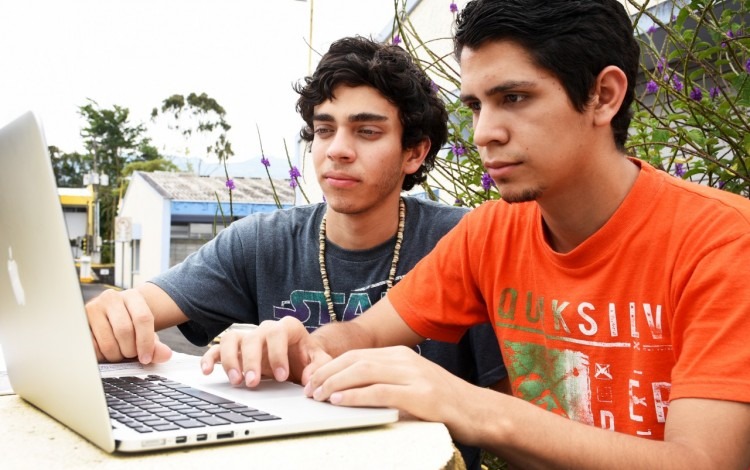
[{"xmin": 86, "ymin": 36, "xmax": 505, "ymax": 470}]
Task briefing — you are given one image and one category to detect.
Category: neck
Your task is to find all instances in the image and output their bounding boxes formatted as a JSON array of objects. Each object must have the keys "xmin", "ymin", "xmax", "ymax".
[
  {"xmin": 540, "ymin": 156, "xmax": 639, "ymax": 253},
  {"xmin": 324, "ymin": 195, "xmax": 403, "ymax": 250}
]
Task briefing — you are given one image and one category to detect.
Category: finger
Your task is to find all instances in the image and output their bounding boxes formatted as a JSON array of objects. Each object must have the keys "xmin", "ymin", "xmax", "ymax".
[
  {"xmin": 237, "ymin": 334, "xmax": 264, "ymax": 388},
  {"xmin": 263, "ymin": 318, "xmax": 296, "ymax": 382},
  {"xmin": 324, "ymin": 383, "xmax": 399, "ymax": 409},
  {"xmin": 151, "ymin": 333, "xmax": 173, "ymax": 363},
  {"xmin": 300, "ymin": 348, "xmax": 332, "ymax": 388},
  {"xmin": 86, "ymin": 289, "xmax": 126, "ymax": 362},
  {"xmin": 306, "ymin": 351, "xmax": 372, "ymax": 401},
  {"xmin": 90, "ymin": 329, "xmax": 105, "ymax": 362},
  {"xmin": 217, "ymin": 332, "xmax": 245, "ymax": 385},
  {"xmin": 121, "ymin": 290, "xmax": 156, "ymax": 363},
  {"xmin": 201, "ymin": 345, "xmax": 221, "ymax": 375},
  {"xmin": 309, "ymin": 347, "xmax": 421, "ymax": 402}
]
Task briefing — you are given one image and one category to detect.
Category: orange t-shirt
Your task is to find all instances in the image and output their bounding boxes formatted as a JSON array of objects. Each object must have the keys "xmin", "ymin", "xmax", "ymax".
[{"xmin": 389, "ymin": 160, "xmax": 750, "ymax": 439}]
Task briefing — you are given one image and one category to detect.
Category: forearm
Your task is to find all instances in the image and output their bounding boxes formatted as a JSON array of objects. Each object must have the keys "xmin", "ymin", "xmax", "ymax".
[
  {"xmin": 135, "ymin": 282, "xmax": 188, "ymax": 330},
  {"xmin": 312, "ymin": 297, "xmax": 424, "ymax": 357},
  {"xmin": 455, "ymin": 386, "xmax": 749, "ymax": 469}
]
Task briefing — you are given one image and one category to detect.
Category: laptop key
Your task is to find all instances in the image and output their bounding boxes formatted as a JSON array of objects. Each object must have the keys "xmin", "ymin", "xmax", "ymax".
[
  {"xmin": 196, "ymin": 416, "xmax": 231, "ymax": 426},
  {"xmin": 173, "ymin": 387, "xmax": 233, "ymax": 405},
  {"xmin": 217, "ymin": 412, "xmax": 255, "ymax": 423},
  {"xmin": 173, "ymin": 419, "xmax": 207, "ymax": 429}
]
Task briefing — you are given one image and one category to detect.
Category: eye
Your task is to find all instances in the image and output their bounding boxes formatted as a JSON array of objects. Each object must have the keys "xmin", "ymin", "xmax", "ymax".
[
  {"xmin": 464, "ymin": 101, "xmax": 481, "ymax": 112},
  {"xmin": 313, "ymin": 126, "xmax": 334, "ymax": 138},
  {"xmin": 505, "ymin": 94, "xmax": 526, "ymax": 104},
  {"xmin": 357, "ymin": 128, "xmax": 382, "ymax": 138}
]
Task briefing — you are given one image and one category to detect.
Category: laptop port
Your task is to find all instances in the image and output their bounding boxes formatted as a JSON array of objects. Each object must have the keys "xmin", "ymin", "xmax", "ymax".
[
  {"xmin": 175, "ymin": 436, "xmax": 187, "ymax": 444},
  {"xmin": 196, "ymin": 434, "xmax": 208, "ymax": 442},
  {"xmin": 216, "ymin": 431, "xmax": 234, "ymax": 440}
]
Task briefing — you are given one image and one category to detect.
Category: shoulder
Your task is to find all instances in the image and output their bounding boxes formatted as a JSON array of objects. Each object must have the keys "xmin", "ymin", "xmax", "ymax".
[
  {"xmin": 404, "ymin": 196, "xmax": 469, "ymax": 226},
  {"xmin": 231, "ymin": 203, "xmax": 324, "ymax": 230},
  {"xmin": 641, "ymin": 161, "xmax": 750, "ymax": 229}
]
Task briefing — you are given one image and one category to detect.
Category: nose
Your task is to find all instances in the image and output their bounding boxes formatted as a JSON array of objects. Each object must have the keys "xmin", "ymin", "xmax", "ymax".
[
  {"xmin": 472, "ymin": 108, "xmax": 509, "ymax": 148},
  {"xmin": 326, "ymin": 130, "xmax": 356, "ymax": 162}
]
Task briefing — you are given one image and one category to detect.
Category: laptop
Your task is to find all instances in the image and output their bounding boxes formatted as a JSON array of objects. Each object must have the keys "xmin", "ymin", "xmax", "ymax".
[{"xmin": 0, "ymin": 111, "xmax": 398, "ymax": 453}]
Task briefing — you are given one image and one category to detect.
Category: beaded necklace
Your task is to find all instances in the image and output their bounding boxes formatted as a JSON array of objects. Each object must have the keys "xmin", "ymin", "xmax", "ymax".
[{"xmin": 318, "ymin": 198, "xmax": 406, "ymax": 323}]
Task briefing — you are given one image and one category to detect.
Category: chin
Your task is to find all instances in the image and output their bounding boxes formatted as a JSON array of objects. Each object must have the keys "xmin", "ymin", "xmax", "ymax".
[{"xmin": 498, "ymin": 187, "xmax": 542, "ymax": 204}]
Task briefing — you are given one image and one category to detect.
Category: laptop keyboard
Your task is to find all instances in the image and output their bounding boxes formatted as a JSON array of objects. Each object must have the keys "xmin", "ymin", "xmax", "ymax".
[{"xmin": 104, "ymin": 375, "xmax": 281, "ymax": 433}]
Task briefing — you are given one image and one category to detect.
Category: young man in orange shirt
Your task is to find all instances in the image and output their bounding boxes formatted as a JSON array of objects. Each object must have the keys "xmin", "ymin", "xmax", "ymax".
[{"xmin": 203, "ymin": 1, "xmax": 750, "ymax": 467}]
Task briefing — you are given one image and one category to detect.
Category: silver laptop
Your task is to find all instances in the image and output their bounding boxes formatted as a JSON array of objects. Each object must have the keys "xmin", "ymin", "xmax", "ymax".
[{"xmin": 0, "ymin": 111, "xmax": 398, "ymax": 453}]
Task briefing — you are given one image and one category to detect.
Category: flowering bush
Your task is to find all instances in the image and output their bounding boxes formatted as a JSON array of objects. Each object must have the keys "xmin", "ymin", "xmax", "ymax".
[
  {"xmin": 391, "ymin": 0, "xmax": 750, "ymax": 206},
  {"xmin": 628, "ymin": 0, "xmax": 750, "ymax": 196}
]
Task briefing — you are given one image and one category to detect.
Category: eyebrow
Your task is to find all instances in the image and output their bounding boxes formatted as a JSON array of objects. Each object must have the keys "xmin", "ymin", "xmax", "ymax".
[
  {"xmin": 312, "ymin": 112, "xmax": 389, "ymax": 123},
  {"xmin": 460, "ymin": 80, "xmax": 536, "ymax": 103}
]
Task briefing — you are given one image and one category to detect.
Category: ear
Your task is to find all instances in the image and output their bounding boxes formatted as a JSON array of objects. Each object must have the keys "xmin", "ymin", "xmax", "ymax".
[
  {"xmin": 402, "ymin": 138, "xmax": 431, "ymax": 175},
  {"xmin": 591, "ymin": 65, "xmax": 628, "ymax": 128}
]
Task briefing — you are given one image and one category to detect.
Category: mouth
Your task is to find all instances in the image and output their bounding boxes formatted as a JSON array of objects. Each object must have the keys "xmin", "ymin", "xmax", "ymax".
[
  {"xmin": 483, "ymin": 161, "xmax": 521, "ymax": 181},
  {"xmin": 322, "ymin": 172, "xmax": 359, "ymax": 189}
]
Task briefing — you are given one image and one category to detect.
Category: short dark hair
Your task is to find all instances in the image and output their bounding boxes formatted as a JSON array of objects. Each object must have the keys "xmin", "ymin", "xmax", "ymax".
[
  {"xmin": 295, "ymin": 36, "xmax": 448, "ymax": 191},
  {"xmin": 454, "ymin": 0, "xmax": 639, "ymax": 151}
]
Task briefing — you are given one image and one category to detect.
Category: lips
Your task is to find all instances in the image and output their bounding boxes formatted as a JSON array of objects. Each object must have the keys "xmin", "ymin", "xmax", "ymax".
[
  {"xmin": 484, "ymin": 160, "xmax": 520, "ymax": 180},
  {"xmin": 322, "ymin": 171, "xmax": 360, "ymax": 188}
]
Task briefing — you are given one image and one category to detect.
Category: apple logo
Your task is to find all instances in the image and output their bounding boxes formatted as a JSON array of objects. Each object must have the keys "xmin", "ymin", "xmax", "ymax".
[{"xmin": 7, "ymin": 246, "xmax": 25, "ymax": 306}]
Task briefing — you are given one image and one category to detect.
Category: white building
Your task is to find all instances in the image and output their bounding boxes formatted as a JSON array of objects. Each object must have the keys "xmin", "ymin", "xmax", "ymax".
[{"xmin": 115, "ymin": 171, "xmax": 295, "ymax": 288}]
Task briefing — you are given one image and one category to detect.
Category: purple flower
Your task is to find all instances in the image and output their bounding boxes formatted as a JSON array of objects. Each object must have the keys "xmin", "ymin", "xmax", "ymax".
[
  {"xmin": 481, "ymin": 173, "xmax": 495, "ymax": 190},
  {"xmin": 392, "ymin": 35, "xmax": 401, "ymax": 45},
  {"xmin": 746, "ymin": 58, "xmax": 750, "ymax": 74},
  {"xmin": 261, "ymin": 156, "xmax": 270, "ymax": 167},
  {"xmin": 689, "ymin": 87, "xmax": 702, "ymax": 101},
  {"xmin": 225, "ymin": 178, "xmax": 235, "ymax": 190},
  {"xmin": 451, "ymin": 143, "xmax": 465, "ymax": 156},
  {"xmin": 647, "ymin": 24, "xmax": 657, "ymax": 35},
  {"xmin": 721, "ymin": 30, "xmax": 735, "ymax": 48},
  {"xmin": 289, "ymin": 179, "xmax": 298, "ymax": 189},
  {"xmin": 454, "ymin": 198, "xmax": 464, "ymax": 206},
  {"xmin": 289, "ymin": 165, "xmax": 301, "ymax": 179},
  {"xmin": 430, "ymin": 80, "xmax": 439, "ymax": 94},
  {"xmin": 656, "ymin": 57, "xmax": 667, "ymax": 75},
  {"xmin": 710, "ymin": 86, "xmax": 720, "ymax": 100},
  {"xmin": 718, "ymin": 180, "xmax": 726, "ymax": 189},
  {"xmin": 674, "ymin": 163, "xmax": 686, "ymax": 177},
  {"xmin": 449, "ymin": 1, "xmax": 458, "ymax": 13},
  {"xmin": 646, "ymin": 80, "xmax": 659, "ymax": 94},
  {"xmin": 672, "ymin": 76, "xmax": 683, "ymax": 92}
]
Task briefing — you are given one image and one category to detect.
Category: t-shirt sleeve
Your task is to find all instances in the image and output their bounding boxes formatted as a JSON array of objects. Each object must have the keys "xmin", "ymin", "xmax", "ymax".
[
  {"xmin": 670, "ymin": 232, "xmax": 750, "ymax": 404},
  {"xmin": 151, "ymin": 219, "xmax": 259, "ymax": 346},
  {"xmin": 388, "ymin": 210, "xmax": 491, "ymax": 343}
]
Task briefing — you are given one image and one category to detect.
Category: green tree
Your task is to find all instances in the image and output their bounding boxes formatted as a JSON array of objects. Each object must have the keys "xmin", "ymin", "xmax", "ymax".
[
  {"xmin": 152, "ymin": 92, "xmax": 239, "ymax": 220},
  {"xmin": 77, "ymin": 100, "xmax": 170, "ymax": 262},
  {"xmin": 49, "ymin": 145, "xmax": 91, "ymax": 187}
]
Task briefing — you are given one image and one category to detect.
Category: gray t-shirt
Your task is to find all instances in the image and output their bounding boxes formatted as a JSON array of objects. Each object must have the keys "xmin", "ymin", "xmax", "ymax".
[
  {"xmin": 154, "ymin": 196, "xmax": 505, "ymax": 382},
  {"xmin": 153, "ymin": 197, "xmax": 504, "ymax": 470}
]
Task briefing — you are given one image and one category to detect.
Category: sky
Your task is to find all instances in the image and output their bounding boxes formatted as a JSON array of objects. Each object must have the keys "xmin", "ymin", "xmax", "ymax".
[{"xmin": 0, "ymin": 0, "xmax": 397, "ymax": 175}]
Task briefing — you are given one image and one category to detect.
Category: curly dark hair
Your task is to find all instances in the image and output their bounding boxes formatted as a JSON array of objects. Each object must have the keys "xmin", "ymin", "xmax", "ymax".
[
  {"xmin": 454, "ymin": 0, "xmax": 639, "ymax": 151},
  {"xmin": 295, "ymin": 36, "xmax": 448, "ymax": 191}
]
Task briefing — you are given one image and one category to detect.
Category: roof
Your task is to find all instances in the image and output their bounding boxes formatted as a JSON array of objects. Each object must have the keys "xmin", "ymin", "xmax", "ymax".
[
  {"xmin": 58, "ymin": 187, "xmax": 93, "ymax": 206},
  {"xmin": 136, "ymin": 171, "xmax": 296, "ymax": 205}
]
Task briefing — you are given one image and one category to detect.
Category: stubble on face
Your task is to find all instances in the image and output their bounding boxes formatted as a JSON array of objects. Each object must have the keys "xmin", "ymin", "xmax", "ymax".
[
  {"xmin": 498, "ymin": 186, "xmax": 543, "ymax": 204},
  {"xmin": 324, "ymin": 159, "xmax": 406, "ymax": 215}
]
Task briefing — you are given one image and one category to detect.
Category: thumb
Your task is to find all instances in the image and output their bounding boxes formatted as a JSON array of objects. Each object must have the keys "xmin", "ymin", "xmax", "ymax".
[
  {"xmin": 300, "ymin": 348, "xmax": 332, "ymax": 385},
  {"xmin": 151, "ymin": 333, "xmax": 173, "ymax": 363}
]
